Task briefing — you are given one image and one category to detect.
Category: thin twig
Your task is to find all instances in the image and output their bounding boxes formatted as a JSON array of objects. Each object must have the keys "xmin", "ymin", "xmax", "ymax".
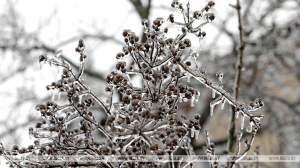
[{"xmin": 227, "ymin": 0, "xmax": 245, "ymax": 153}]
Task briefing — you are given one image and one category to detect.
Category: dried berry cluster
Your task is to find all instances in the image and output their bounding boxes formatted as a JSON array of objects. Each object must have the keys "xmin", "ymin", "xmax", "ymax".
[{"xmin": 0, "ymin": 1, "xmax": 264, "ymax": 168}]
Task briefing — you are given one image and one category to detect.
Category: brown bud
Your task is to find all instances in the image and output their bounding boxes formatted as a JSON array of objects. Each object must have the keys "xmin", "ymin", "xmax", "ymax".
[
  {"xmin": 123, "ymin": 29, "xmax": 129, "ymax": 37},
  {"xmin": 12, "ymin": 145, "xmax": 19, "ymax": 151},
  {"xmin": 141, "ymin": 19, "xmax": 148, "ymax": 26},
  {"xmin": 35, "ymin": 122, "xmax": 42, "ymax": 128},
  {"xmin": 38, "ymin": 54, "xmax": 48, "ymax": 63},
  {"xmin": 168, "ymin": 14, "xmax": 175, "ymax": 23},
  {"xmin": 185, "ymin": 61, "xmax": 191, "ymax": 66},
  {"xmin": 194, "ymin": 114, "xmax": 201, "ymax": 120},
  {"xmin": 179, "ymin": 3, "xmax": 183, "ymax": 9},
  {"xmin": 208, "ymin": 1, "xmax": 215, "ymax": 6},
  {"xmin": 205, "ymin": 5, "xmax": 210, "ymax": 11},
  {"xmin": 209, "ymin": 14, "xmax": 215, "ymax": 21},
  {"xmin": 164, "ymin": 27, "xmax": 168, "ymax": 33},
  {"xmin": 28, "ymin": 145, "xmax": 34, "ymax": 150},
  {"xmin": 153, "ymin": 19, "xmax": 161, "ymax": 26}
]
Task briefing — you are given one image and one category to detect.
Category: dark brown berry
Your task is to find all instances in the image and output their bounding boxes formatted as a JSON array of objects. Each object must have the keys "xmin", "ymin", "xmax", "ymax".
[
  {"xmin": 208, "ymin": 1, "xmax": 215, "ymax": 6},
  {"xmin": 123, "ymin": 30, "xmax": 129, "ymax": 37},
  {"xmin": 185, "ymin": 61, "xmax": 191, "ymax": 66}
]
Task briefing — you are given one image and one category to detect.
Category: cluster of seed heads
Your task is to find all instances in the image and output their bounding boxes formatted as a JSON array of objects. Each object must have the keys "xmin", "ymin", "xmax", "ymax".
[{"xmin": 0, "ymin": 1, "xmax": 264, "ymax": 168}]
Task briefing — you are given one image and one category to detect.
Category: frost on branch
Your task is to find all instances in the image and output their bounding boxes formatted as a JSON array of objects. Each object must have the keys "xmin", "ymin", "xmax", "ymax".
[{"xmin": 1, "ymin": 0, "xmax": 264, "ymax": 168}]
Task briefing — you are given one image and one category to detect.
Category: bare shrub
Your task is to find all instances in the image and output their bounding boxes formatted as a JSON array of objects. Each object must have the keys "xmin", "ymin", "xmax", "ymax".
[{"xmin": 0, "ymin": 1, "xmax": 264, "ymax": 167}]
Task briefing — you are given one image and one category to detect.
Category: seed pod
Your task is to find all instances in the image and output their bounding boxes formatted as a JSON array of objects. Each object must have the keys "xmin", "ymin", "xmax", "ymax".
[
  {"xmin": 141, "ymin": 19, "xmax": 148, "ymax": 26},
  {"xmin": 116, "ymin": 52, "xmax": 125, "ymax": 59},
  {"xmin": 185, "ymin": 61, "xmax": 191, "ymax": 66},
  {"xmin": 194, "ymin": 114, "xmax": 201, "ymax": 120},
  {"xmin": 12, "ymin": 145, "xmax": 19, "ymax": 151},
  {"xmin": 208, "ymin": 1, "xmax": 215, "ymax": 6},
  {"xmin": 35, "ymin": 122, "xmax": 42, "ymax": 128},
  {"xmin": 153, "ymin": 19, "xmax": 161, "ymax": 26},
  {"xmin": 38, "ymin": 54, "xmax": 48, "ymax": 63},
  {"xmin": 28, "ymin": 145, "xmax": 34, "ymax": 150},
  {"xmin": 168, "ymin": 14, "xmax": 175, "ymax": 23},
  {"xmin": 78, "ymin": 39, "xmax": 85, "ymax": 47},
  {"xmin": 123, "ymin": 29, "xmax": 130, "ymax": 37},
  {"xmin": 205, "ymin": 5, "xmax": 210, "ymax": 11},
  {"xmin": 182, "ymin": 27, "xmax": 187, "ymax": 33},
  {"xmin": 164, "ymin": 27, "xmax": 168, "ymax": 33}
]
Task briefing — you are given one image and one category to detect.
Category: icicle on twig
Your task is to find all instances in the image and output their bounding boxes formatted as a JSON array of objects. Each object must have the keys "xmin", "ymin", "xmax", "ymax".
[
  {"xmin": 210, "ymin": 95, "xmax": 223, "ymax": 116},
  {"xmin": 179, "ymin": 93, "xmax": 183, "ymax": 103},
  {"xmin": 246, "ymin": 121, "xmax": 254, "ymax": 133},
  {"xmin": 195, "ymin": 91, "xmax": 200, "ymax": 102},
  {"xmin": 191, "ymin": 96, "xmax": 195, "ymax": 107},
  {"xmin": 212, "ymin": 90, "xmax": 216, "ymax": 98},
  {"xmin": 39, "ymin": 62, "xmax": 43, "ymax": 69},
  {"xmin": 58, "ymin": 92, "xmax": 61, "ymax": 100},
  {"xmin": 191, "ymin": 128, "xmax": 195, "ymax": 138},
  {"xmin": 235, "ymin": 111, "xmax": 239, "ymax": 118},
  {"xmin": 205, "ymin": 130, "xmax": 210, "ymax": 145},
  {"xmin": 192, "ymin": 53, "xmax": 199, "ymax": 70},
  {"xmin": 199, "ymin": 38, "xmax": 203, "ymax": 50},
  {"xmin": 78, "ymin": 94, "xmax": 83, "ymax": 103},
  {"xmin": 51, "ymin": 89, "xmax": 55, "ymax": 101},
  {"xmin": 241, "ymin": 114, "xmax": 245, "ymax": 130},
  {"xmin": 221, "ymin": 98, "xmax": 226, "ymax": 109},
  {"xmin": 195, "ymin": 130, "xmax": 200, "ymax": 140}
]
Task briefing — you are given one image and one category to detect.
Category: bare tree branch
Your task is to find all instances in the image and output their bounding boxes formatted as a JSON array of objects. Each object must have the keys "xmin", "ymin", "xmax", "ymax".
[
  {"xmin": 228, "ymin": 0, "xmax": 245, "ymax": 153},
  {"xmin": 33, "ymin": 44, "xmax": 106, "ymax": 81}
]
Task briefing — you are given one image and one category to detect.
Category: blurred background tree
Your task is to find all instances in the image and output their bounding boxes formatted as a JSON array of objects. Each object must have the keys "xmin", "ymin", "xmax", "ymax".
[{"xmin": 0, "ymin": 0, "xmax": 299, "ymax": 167}]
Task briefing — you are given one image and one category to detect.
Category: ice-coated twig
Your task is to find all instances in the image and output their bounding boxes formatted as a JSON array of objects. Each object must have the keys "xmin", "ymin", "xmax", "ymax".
[
  {"xmin": 179, "ymin": 62, "xmax": 264, "ymax": 123},
  {"xmin": 229, "ymin": 134, "xmax": 256, "ymax": 168},
  {"xmin": 202, "ymin": 131, "xmax": 218, "ymax": 168}
]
